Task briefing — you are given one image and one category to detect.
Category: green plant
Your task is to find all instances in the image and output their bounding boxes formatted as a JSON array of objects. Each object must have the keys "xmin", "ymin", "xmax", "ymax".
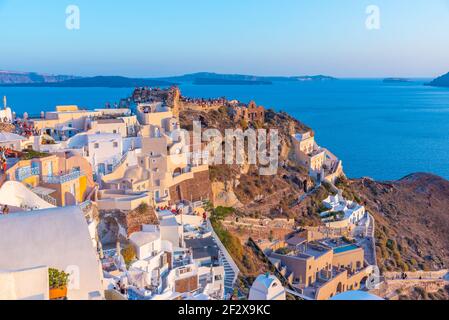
[
  {"xmin": 211, "ymin": 206, "xmax": 235, "ymax": 221},
  {"xmin": 20, "ymin": 150, "xmax": 50, "ymax": 160},
  {"xmin": 136, "ymin": 202, "xmax": 149, "ymax": 215},
  {"xmin": 48, "ymin": 268, "xmax": 70, "ymax": 290},
  {"xmin": 121, "ymin": 245, "xmax": 137, "ymax": 267},
  {"xmin": 211, "ymin": 219, "xmax": 244, "ymax": 260},
  {"xmin": 275, "ymin": 247, "xmax": 291, "ymax": 255}
]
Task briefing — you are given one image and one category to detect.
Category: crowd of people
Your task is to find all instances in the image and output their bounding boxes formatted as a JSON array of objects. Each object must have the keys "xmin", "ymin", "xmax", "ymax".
[
  {"xmin": 180, "ymin": 96, "xmax": 228, "ymax": 108},
  {"xmin": 14, "ymin": 119, "xmax": 40, "ymax": 138},
  {"xmin": 132, "ymin": 87, "xmax": 168, "ymax": 103}
]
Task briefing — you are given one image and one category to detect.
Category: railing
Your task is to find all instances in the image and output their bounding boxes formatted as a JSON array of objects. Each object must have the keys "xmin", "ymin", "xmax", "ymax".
[
  {"xmin": 79, "ymin": 200, "xmax": 93, "ymax": 213},
  {"xmin": 111, "ymin": 153, "xmax": 128, "ymax": 172},
  {"xmin": 207, "ymin": 220, "xmax": 240, "ymax": 288},
  {"xmin": 38, "ymin": 193, "xmax": 57, "ymax": 206},
  {"xmin": 43, "ymin": 170, "xmax": 83, "ymax": 184},
  {"xmin": 26, "ymin": 184, "xmax": 57, "ymax": 206},
  {"xmin": 15, "ymin": 166, "xmax": 40, "ymax": 181}
]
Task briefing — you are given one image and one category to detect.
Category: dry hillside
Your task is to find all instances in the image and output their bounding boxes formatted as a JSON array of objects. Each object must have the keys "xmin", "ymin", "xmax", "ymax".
[{"xmin": 350, "ymin": 173, "xmax": 449, "ymax": 272}]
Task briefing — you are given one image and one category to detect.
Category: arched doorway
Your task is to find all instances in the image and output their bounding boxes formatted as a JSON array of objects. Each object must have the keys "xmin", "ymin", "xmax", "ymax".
[{"xmin": 360, "ymin": 276, "xmax": 369, "ymax": 289}]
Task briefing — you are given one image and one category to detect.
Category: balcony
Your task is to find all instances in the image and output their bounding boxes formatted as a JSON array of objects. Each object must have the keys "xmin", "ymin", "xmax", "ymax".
[
  {"xmin": 43, "ymin": 170, "xmax": 83, "ymax": 184},
  {"xmin": 15, "ymin": 166, "xmax": 40, "ymax": 181}
]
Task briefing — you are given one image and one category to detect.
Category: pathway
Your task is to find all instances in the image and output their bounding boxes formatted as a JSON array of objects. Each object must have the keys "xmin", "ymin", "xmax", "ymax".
[{"xmin": 359, "ymin": 213, "xmax": 377, "ymax": 266}]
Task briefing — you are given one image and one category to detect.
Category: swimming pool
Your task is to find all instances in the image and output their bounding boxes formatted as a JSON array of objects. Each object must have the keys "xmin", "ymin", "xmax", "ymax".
[{"xmin": 333, "ymin": 244, "xmax": 359, "ymax": 254}]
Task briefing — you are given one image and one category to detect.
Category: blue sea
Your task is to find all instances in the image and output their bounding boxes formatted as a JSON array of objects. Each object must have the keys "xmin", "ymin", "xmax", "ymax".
[{"xmin": 2, "ymin": 79, "xmax": 449, "ymax": 181}]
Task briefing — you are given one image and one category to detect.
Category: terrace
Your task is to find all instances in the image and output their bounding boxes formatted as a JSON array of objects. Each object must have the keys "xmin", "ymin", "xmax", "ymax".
[
  {"xmin": 15, "ymin": 165, "xmax": 40, "ymax": 181},
  {"xmin": 43, "ymin": 170, "xmax": 83, "ymax": 184}
]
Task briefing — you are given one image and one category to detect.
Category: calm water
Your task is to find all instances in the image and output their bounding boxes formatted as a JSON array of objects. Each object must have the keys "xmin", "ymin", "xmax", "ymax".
[
  {"xmin": 2, "ymin": 80, "xmax": 449, "ymax": 181},
  {"xmin": 0, "ymin": 87, "xmax": 131, "ymax": 116}
]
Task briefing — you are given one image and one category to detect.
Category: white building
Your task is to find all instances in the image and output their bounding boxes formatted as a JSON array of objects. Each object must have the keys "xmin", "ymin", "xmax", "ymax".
[
  {"xmin": 101, "ymin": 102, "xmax": 209, "ymax": 207},
  {"xmin": 0, "ymin": 206, "xmax": 104, "ymax": 300},
  {"xmin": 249, "ymin": 274, "xmax": 286, "ymax": 300},
  {"xmin": 321, "ymin": 193, "xmax": 366, "ymax": 229},
  {"xmin": 0, "ymin": 132, "xmax": 26, "ymax": 150},
  {"xmin": 158, "ymin": 210, "xmax": 184, "ymax": 248},
  {"xmin": 64, "ymin": 133, "xmax": 123, "ymax": 176},
  {"xmin": 292, "ymin": 131, "xmax": 343, "ymax": 183},
  {"xmin": 123, "ymin": 220, "xmax": 224, "ymax": 300},
  {"xmin": 1, "ymin": 96, "xmax": 13, "ymax": 122},
  {"xmin": 128, "ymin": 228, "xmax": 173, "ymax": 292}
]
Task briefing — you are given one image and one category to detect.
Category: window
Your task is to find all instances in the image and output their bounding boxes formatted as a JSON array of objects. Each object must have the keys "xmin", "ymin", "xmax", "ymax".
[
  {"xmin": 113, "ymin": 142, "xmax": 118, "ymax": 148},
  {"xmin": 179, "ymin": 267, "xmax": 191, "ymax": 275},
  {"xmin": 113, "ymin": 130, "xmax": 117, "ymax": 134},
  {"xmin": 94, "ymin": 143, "xmax": 99, "ymax": 149}
]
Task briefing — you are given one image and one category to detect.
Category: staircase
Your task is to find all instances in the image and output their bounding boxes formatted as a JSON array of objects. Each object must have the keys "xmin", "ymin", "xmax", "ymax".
[
  {"xmin": 208, "ymin": 220, "xmax": 240, "ymax": 297},
  {"xmin": 27, "ymin": 185, "xmax": 57, "ymax": 206},
  {"xmin": 219, "ymin": 251, "xmax": 236, "ymax": 295}
]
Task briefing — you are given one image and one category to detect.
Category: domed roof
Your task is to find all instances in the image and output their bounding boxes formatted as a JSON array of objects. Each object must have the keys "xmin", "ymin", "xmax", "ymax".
[
  {"xmin": 249, "ymin": 273, "xmax": 285, "ymax": 300},
  {"xmin": 123, "ymin": 166, "xmax": 150, "ymax": 181}
]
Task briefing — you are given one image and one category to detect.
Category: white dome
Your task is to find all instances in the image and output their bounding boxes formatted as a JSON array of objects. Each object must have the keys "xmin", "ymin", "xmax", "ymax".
[{"xmin": 249, "ymin": 274, "xmax": 286, "ymax": 301}]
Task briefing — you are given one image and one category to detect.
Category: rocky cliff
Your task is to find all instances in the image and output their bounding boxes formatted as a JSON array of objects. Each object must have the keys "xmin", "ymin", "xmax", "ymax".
[
  {"xmin": 179, "ymin": 93, "xmax": 449, "ymax": 274},
  {"xmin": 350, "ymin": 173, "xmax": 449, "ymax": 272},
  {"xmin": 180, "ymin": 106, "xmax": 316, "ymax": 220}
]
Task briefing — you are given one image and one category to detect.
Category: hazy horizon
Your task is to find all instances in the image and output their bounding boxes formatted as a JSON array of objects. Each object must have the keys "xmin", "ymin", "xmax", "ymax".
[
  {"xmin": 1, "ymin": 0, "xmax": 449, "ymax": 78},
  {"xmin": 0, "ymin": 69, "xmax": 440, "ymax": 80}
]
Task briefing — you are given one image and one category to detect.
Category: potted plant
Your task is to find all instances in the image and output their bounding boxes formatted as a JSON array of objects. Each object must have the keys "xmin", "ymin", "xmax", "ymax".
[{"xmin": 49, "ymin": 268, "xmax": 70, "ymax": 300}]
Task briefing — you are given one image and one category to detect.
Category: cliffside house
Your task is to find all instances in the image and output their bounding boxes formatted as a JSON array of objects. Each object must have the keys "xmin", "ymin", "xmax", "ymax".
[
  {"xmin": 292, "ymin": 131, "xmax": 343, "ymax": 183},
  {"xmin": 101, "ymin": 102, "xmax": 210, "ymax": 207},
  {"xmin": 320, "ymin": 193, "xmax": 367, "ymax": 230},
  {"xmin": 269, "ymin": 238, "xmax": 375, "ymax": 300},
  {"xmin": 1, "ymin": 152, "xmax": 95, "ymax": 207}
]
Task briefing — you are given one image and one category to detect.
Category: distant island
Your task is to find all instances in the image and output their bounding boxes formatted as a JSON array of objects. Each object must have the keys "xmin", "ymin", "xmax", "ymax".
[
  {"xmin": 193, "ymin": 78, "xmax": 272, "ymax": 85},
  {"xmin": 159, "ymin": 72, "xmax": 337, "ymax": 84},
  {"xmin": 0, "ymin": 70, "xmax": 79, "ymax": 84},
  {"xmin": 383, "ymin": 78, "xmax": 412, "ymax": 83},
  {"xmin": 0, "ymin": 75, "xmax": 174, "ymax": 88},
  {"xmin": 0, "ymin": 70, "xmax": 337, "ymax": 87},
  {"xmin": 427, "ymin": 72, "xmax": 449, "ymax": 88}
]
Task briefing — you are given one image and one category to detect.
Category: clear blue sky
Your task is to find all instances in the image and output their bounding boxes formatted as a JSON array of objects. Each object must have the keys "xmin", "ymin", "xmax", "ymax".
[{"xmin": 1, "ymin": 0, "xmax": 448, "ymax": 77}]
